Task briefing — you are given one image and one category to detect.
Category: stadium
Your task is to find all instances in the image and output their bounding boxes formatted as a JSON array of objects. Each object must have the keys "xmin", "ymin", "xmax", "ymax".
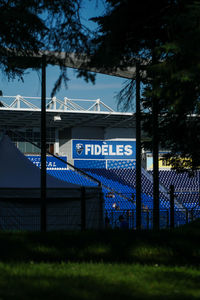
[{"xmin": 0, "ymin": 94, "xmax": 200, "ymax": 231}]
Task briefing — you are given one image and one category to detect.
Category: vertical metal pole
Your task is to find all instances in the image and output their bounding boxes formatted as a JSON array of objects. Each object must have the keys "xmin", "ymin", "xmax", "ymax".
[
  {"xmin": 191, "ymin": 210, "xmax": 194, "ymax": 222},
  {"xmin": 99, "ymin": 183, "xmax": 104, "ymax": 229},
  {"xmin": 136, "ymin": 63, "xmax": 141, "ymax": 230},
  {"xmin": 81, "ymin": 187, "xmax": 86, "ymax": 230},
  {"xmin": 152, "ymin": 52, "xmax": 160, "ymax": 231},
  {"xmin": 170, "ymin": 185, "xmax": 174, "ymax": 229},
  {"xmin": 41, "ymin": 55, "xmax": 47, "ymax": 232},
  {"xmin": 146, "ymin": 210, "xmax": 150, "ymax": 230},
  {"xmin": 167, "ymin": 209, "xmax": 169, "ymax": 228},
  {"xmin": 186, "ymin": 209, "xmax": 188, "ymax": 224},
  {"xmin": 111, "ymin": 211, "xmax": 113, "ymax": 228},
  {"xmin": 153, "ymin": 96, "xmax": 159, "ymax": 230},
  {"xmin": 132, "ymin": 210, "xmax": 134, "ymax": 229}
]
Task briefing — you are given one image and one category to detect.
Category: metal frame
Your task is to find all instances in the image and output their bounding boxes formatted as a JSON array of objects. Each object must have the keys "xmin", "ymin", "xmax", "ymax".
[
  {"xmin": 0, "ymin": 95, "xmax": 114, "ymax": 112},
  {"xmin": 0, "ymin": 95, "xmax": 135, "ymax": 129}
]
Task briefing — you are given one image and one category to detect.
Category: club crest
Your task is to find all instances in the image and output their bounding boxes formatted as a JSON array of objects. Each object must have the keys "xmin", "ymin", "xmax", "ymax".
[{"xmin": 76, "ymin": 143, "xmax": 84, "ymax": 155}]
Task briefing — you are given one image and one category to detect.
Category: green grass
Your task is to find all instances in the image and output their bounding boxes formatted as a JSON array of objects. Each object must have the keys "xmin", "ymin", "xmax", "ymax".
[
  {"xmin": 0, "ymin": 262, "xmax": 200, "ymax": 300},
  {"xmin": 0, "ymin": 220, "xmax": 200, "ymax": 299}
]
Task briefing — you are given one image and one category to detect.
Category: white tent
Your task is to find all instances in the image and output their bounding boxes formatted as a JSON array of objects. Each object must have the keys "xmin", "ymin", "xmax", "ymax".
[
  {"xmin": 0, "ymin": 135, "xmax": 103, "ymax": 230},
  {"xmin": 0, "ymin": 135, "xmax": 81, "ymax": 192}
]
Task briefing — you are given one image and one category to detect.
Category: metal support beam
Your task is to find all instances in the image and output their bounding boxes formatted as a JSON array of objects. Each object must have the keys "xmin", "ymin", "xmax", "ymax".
[
  {"xmin": 136, "ymin": 63, "xmax": 141, "ymax": 230},
  {"xmin": 40, "ymin": 55, "xmax": 47, "ymax": 232}
]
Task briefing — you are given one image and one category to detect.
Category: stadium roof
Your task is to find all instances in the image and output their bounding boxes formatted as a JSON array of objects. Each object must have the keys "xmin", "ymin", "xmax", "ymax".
[{"xmin": 0, "ymin": 95, "xmax": 135, "ymax": 129}]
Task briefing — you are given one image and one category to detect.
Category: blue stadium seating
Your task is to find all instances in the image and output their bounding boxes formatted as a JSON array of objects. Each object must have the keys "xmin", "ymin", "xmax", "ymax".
[
  {"xmin": 47, "ymin": 167, "xmax": 200, "ymax": 228},
  {"xmin": 157, "ymin": 170, "xmax": 200, "ymax": 209},
  {"xmin": 47, "ymin": 169, "xmax": 97, "ymax": 187},
  {"xmin": 47, "ymin": 168, "xmax": 169, "ymax": 223}
]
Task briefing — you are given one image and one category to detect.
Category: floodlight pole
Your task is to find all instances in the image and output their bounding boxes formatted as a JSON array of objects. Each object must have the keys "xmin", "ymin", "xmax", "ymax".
[
  {"xmin": 136, "ymin": 63, "xmax": 141, "ymax": 230},
  {"xmin": 41, "ymin": 55, "xmax": 47, "ymax": 232}
]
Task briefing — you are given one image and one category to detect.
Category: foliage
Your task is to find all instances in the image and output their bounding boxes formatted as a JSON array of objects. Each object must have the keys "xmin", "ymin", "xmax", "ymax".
[
  {"xmin": 91, "ymin": 0, "xmax": 200, "ymax": 170},
  {"xmin": 142, "ymin": 1, "xmax": 200, "ymax": 170},
  {"xmin": 0, "ymin": 0, "xmax": 94, "ymax": 93}
]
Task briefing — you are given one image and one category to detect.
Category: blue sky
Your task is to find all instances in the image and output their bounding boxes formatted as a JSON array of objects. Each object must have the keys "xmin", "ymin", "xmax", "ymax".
[
  {"xmin": 1, "ymin": 0, "xmax": 129, "ymax": 112},
  {"xmin": 2, "ymin": 66, "xmax": 127, "ymax": 111}
]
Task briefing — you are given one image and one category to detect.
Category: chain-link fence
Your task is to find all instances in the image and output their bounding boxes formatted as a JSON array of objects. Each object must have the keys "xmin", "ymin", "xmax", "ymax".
[
  {"xmin": 1, "ymin": 189, "xmax": 200, "ymax": 231},
  {"xmin": 104, "ymin": 207, "xmax": 200, "ymax": 230},
  {"xmin": 0, "ymin": 189, "xmax": 104, "ymax": 231}
]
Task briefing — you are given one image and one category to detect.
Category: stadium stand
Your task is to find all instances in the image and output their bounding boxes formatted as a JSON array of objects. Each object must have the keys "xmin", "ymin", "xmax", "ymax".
[
  {"xmin": 47, "ymin": 167, "xmax": 178, "ymax": 229},
  {"xmin": 158, "ymin": 170, "xmax": 199, "ymax": 190},
  {"xmin": 158, "ymin": 170, "xmax": 200, "ymax": 209},
  {"xmin": 48, "ymin": 167, "xmax": 200, "ymax": 229}
]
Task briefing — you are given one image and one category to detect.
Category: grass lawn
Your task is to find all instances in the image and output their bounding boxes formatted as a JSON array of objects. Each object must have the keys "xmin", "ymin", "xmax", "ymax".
[{"xmin": 0, "ymin": 220, "xmax": 200, "ymax": 299}]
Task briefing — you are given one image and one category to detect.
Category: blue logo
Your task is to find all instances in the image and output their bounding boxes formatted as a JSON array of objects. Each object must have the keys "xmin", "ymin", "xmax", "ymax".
[{"xmin": 76, "ymin": 143, "xmax": 84, "ymax": 155}]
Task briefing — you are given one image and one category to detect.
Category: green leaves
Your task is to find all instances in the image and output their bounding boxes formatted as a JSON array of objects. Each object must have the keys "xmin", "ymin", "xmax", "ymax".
[
  {"xmin": 0, "ymin": 0, "xmax": 92, "ymax": 88},
  {"xmin": 90, "ymin": 0, "xmax": 200, "ymax": 170}
]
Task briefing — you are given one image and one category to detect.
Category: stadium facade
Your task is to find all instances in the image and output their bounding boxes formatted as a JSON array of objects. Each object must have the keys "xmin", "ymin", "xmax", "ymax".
[{"xmin": 0, "ymin": 95, "xmax": 139, "ymax": 169}]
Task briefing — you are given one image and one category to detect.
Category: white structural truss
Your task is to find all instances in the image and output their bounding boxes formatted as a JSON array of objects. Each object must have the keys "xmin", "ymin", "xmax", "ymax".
[
  {"xmin": 0, "ymin": 95, "xmax": 135, "ymax": 129},
  {"xmin": 0, "ymin": 95, "xmax": 114, "ymax": 112}
]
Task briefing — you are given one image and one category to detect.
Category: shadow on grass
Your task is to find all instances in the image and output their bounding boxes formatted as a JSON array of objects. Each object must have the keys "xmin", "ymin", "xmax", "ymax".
[
  {"xmin": 0, "ymin": 263, "xmax": 199, "ymax": 300},
  {"xmin": 0, "ymin": 219, "xmax": 200, "ymax": 266}
]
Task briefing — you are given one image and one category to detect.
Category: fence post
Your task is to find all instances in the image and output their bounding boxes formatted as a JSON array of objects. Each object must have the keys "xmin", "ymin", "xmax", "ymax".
[
  {"xmin": 146, "ymin": 210, "xmax": 150, "ymax": 230},
  {"xmin": 105, "ymin": 210, "xmax": 109, "ymax": 229},
  {"xmin": 131, "ymin": 210, "xmax": 134, "ymax": 230},
  {"xmin": 111, "ymin": 211, "xmax": 113, "ymax": 228},
  {"xmin": 99, "ymin": 186, "xmax": 104, "ymax": 229},
  {"xmin": 126, "ymin": 210, "xmax": 130, "ymax": 229},
  {"xmin": 170, "ymin": 185, "xmax": 175, "ymax": 229},
  {"xmin": 81, "ymin": 187, "xmax": 86, "ymax": 231},
  {"xmin": 166, "ymin": 209, "xmax": 169, "ymax": 228},
  {"xmin": 186, "ymin": 209, "xmax": 188, "ymax": 224},
  {"xmin": 191, "ymin": 209, "xmax": 194, "ymax": 222}
]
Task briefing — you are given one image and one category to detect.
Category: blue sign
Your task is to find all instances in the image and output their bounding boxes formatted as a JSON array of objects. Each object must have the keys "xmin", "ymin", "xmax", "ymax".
[
  {"xmin": 26, "ymin": 156, "xmax": 67, "ymax": 169},
  {"xmin": 72, "ymin": 140, "xmax": 136, "ymax": 160}
]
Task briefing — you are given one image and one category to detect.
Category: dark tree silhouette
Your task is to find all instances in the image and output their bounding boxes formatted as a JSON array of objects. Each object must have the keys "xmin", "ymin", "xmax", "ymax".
[
  {"xmin": 90, "ymin": 0, "xmax": 200, "ymax": 170},
  {"xmin": 0, "ymin": 0, "xmax": 94, "ymax": 91}
]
